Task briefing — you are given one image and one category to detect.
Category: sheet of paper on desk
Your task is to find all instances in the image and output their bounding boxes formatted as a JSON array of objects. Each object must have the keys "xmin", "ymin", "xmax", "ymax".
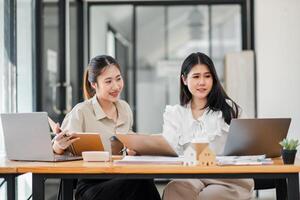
[
  {"xmin": 216, "ymin": 155, "xmax": 273, "ymax": 166},
  {"xmin": 114, "ymin": 156, "xmax": 184, "ymax": 165}
]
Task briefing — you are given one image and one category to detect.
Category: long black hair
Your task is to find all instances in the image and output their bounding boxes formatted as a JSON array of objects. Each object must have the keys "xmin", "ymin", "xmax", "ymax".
[
  {"xmin": 180, "ymin": 52, "xmax": 239, "ymax": 124},
  {"xmin": 83, "ymin": 55, "xmax": 120, "ymax": 100}
]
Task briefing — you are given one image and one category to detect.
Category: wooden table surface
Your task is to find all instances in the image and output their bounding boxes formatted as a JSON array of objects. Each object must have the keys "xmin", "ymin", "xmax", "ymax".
[
  {"xmin": 1, "ymin": 157, "xmax": 298, "ymax": 174},
  {"xmin": 2, "ymin": 156, "xmax": 300, "ymax": 200},
  {"xmin": 0, "ymin": 157, "xmax": 18, "ymax": 173}
]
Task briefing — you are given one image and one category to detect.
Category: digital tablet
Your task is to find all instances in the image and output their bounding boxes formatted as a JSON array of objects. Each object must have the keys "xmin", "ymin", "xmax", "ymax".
[
  {"xmin": 69, "ymin": 133, "xmax": 104, "ymax": 156},
  {"xmin": 115, "ymin": 133, "xmax": 178, "ymax": 157}
]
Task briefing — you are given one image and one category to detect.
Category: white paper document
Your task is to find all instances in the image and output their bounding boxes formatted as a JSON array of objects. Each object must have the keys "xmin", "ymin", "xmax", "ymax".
[
  {"xmin": 114, "ymin": 156, "xmax": 184, "ymax": 165},
  {"xmin": 216, "ymin": 155, "xmax": 273, "ymax": 166}
]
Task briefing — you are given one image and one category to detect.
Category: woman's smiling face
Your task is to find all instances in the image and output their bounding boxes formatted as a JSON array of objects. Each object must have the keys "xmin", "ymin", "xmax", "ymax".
[{"xmin": 91, "ymin": 64, "xmax": 124, "ymax": 103}]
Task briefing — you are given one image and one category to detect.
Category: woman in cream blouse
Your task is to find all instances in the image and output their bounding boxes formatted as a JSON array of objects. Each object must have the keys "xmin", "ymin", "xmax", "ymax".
[
  {"xmin": 52, "ymin": 55, "xmax": 161, "ymax": 200},
  {"xmin": 162, "ymin": 52, "xmax": 253, "ymax": 200}
]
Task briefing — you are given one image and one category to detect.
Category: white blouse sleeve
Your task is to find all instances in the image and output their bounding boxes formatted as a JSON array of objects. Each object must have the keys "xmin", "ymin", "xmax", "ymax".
[
  {"xmin": 162, "ymin": 105, "xmax": 182, "ymax": 155},
  {"xmin": 61, "ymin": 105, "xmax": 84, "ymax": 132}
]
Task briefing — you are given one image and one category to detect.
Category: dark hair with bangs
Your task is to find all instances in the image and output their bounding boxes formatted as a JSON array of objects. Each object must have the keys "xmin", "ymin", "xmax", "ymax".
[{"xmin": 180, "ymin": 52, "xmax": 239, "ymax": 124}]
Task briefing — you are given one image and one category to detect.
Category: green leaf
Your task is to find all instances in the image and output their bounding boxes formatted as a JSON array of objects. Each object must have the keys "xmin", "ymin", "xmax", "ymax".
[{"xmin": 279, "ymin": 138, "xmax": 299, "ymax": 150}]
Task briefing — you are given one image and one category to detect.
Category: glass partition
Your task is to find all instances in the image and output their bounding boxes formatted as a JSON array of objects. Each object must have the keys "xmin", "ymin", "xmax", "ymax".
[
  {"xmin": 89, "ymin": 5, "xmax": 133, "ymax": 106},
  {"xmin": 17, "ymin": 0, "xmax": 33, "ymax": 112},
  {"xmin": 211, "ymin": 5, "xmax": 242, "ymax": 82},
  {"xmin": 16, "ymin": 0, "xmax": 34, "ymax": 199},
  {"xmin": 88, "ymin": 3, "xmax": 245, "ymax": 132},
  {"xmin": 136, "ymin": 5, "xmax": 242, "ymax": 132},
  {"xmin": 0, "ymin": 0, "xmax": 4, "ymax": 160}
]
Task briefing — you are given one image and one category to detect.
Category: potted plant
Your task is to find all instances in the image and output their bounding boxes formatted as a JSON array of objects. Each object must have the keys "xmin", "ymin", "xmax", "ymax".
[{"xmin": 279, "ymin": 138, "xmax": 300, "ymax": 164}]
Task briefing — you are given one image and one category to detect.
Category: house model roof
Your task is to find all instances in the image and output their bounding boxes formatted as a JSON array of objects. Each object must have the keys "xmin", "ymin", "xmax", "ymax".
[{"xmin": 190, "ymin": 143, "xmax": 209, "ymax": 153}]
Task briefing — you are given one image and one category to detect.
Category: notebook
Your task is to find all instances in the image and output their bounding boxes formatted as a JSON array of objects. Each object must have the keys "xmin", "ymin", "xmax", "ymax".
[
  {"xmin": 114, "ymin": 155, "xmax": 184, "ymax": 165},
  {"xmin": 115, "ymin": 133, "xmax": 178, "ymax": 157},
  {"xmin": 48, "ymin": 117, "xmax": 104, "ymax": 156},
  {"xmin": 69, "ymin": 133, "xmax": 104, "ymax": 156}
]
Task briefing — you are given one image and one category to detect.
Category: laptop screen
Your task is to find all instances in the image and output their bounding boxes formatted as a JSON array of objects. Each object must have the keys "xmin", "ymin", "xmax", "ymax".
[
  {"xmin": 1, "ymin": 112, "xmax": 55, "ymax": 161},
  {"xmin": 222, "ymin": 118, "xmax": 291, "ymax": 158}
]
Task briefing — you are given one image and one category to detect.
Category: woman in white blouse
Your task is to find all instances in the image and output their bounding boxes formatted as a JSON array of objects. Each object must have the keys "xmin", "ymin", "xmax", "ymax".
[{"xmin": 162, "ymin": 52, "xmax": 253, "ymax": 200}]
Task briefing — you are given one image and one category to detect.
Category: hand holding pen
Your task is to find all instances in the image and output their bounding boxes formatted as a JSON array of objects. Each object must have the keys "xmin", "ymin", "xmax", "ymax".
[
  {"xmin": 119, "ymin": 147, "xmax": 137, "ymax": 156},
  {"xmin": 110, "ymin": 135, "xmax": 137, "ymax": 156},
  {"xmin": 52, "ymin": 130, "xmax": 80, "ymax": 154},
  {"xmin": 48, "ymin": 117, "xmax": 62, "ymax": 134},
  {"xmin": 48, "ymin": 117, "xmax": 79, "ymax": 154}
]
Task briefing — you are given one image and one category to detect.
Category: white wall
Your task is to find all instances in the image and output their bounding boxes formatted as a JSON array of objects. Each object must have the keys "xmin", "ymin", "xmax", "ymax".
[
  {"xmin": 0, "ymin": 0, "xmax": 4, "ymax": 159},
  {"xmin": 255, "ymin": 0, "xmax": 300, "ymax": 156}
]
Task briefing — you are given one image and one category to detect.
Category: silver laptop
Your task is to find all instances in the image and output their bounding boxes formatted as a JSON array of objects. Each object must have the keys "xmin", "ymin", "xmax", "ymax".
[
  {"xmin": 222, "ymin": 118, "xmax": 291, "ymax": 158},
  {"xmin": 0, "ymin": 112, "xmax": 82, "ymax": 161}
]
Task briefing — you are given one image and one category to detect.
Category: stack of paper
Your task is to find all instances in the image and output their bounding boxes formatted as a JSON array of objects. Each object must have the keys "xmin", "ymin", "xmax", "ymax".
[
  {"xmin": 216, "ymin": 155, "xmax": 273, "ymax": 166},
  {"xmin": 114, "ymin": 156, "xmax": 184, "ymax": 165}
]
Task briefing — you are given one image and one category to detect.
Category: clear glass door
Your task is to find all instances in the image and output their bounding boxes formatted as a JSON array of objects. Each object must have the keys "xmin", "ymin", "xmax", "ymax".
[
  {"xmin": 41, "ymin": 0, "xmax": 63, "ymax": 122},
  {"xmin": 136, "ymin": 5, "xmax": 242, "ymax": 132}
]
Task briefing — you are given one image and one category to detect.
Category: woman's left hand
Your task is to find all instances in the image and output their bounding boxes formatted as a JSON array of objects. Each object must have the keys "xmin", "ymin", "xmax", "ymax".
[
  {"xmin": 53, "ymin": 123, "xmax": 62, "ymax": 134},
  {"xmin": 126, "ymin": 149, "xmax": 137, "ymax": 156}
]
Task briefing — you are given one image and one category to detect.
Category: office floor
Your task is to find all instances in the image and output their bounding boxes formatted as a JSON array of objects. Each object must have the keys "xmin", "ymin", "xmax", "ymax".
[{"xmin": 45, "ymin": 180, "xmax": 277, "ymax": 200}]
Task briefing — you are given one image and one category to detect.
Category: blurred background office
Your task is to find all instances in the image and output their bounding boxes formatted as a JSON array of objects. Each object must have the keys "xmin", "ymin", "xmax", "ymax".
[{"xmin": 0, "ymin": 0, "xmax": 300, "ymax": 199}]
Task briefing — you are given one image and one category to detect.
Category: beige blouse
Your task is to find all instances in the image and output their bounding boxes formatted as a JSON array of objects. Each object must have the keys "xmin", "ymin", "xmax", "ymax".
[{"xmin": 61, "ymin": 95, "xmax": 133, "ymax": 153}]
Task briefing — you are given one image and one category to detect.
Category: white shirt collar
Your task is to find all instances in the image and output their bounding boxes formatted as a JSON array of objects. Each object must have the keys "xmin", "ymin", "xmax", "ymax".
[{"xmin": 186, "ymin": 101, "xmax": 210, "ymax": 127}]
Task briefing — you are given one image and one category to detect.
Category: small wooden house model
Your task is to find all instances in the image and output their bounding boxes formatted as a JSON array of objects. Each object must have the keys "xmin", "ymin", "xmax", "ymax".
[{"xmin": 183, "ymin": 142, "xmax": 216, "ymax": 166}]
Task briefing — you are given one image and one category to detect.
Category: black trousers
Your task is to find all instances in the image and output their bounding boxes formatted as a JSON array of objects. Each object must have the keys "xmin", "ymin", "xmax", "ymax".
[{"xmin": 75, "ymin": 179, "xmax": 161, "ymax": 200}]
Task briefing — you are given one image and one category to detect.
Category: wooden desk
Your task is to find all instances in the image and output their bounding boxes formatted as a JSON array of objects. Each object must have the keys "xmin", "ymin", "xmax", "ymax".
[
  {"xmin": 0, "ymin": 158, "xmax": 22, "ymax": 200},
  {"xmin": 16, "ymin": 158, "xmax": 300, "ymax": 200}
]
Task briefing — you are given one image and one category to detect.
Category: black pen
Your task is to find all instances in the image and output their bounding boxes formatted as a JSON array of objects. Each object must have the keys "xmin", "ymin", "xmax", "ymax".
[{"xmin": 119, "ymin": 147, "xmax": 127, "ymax": 155}]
